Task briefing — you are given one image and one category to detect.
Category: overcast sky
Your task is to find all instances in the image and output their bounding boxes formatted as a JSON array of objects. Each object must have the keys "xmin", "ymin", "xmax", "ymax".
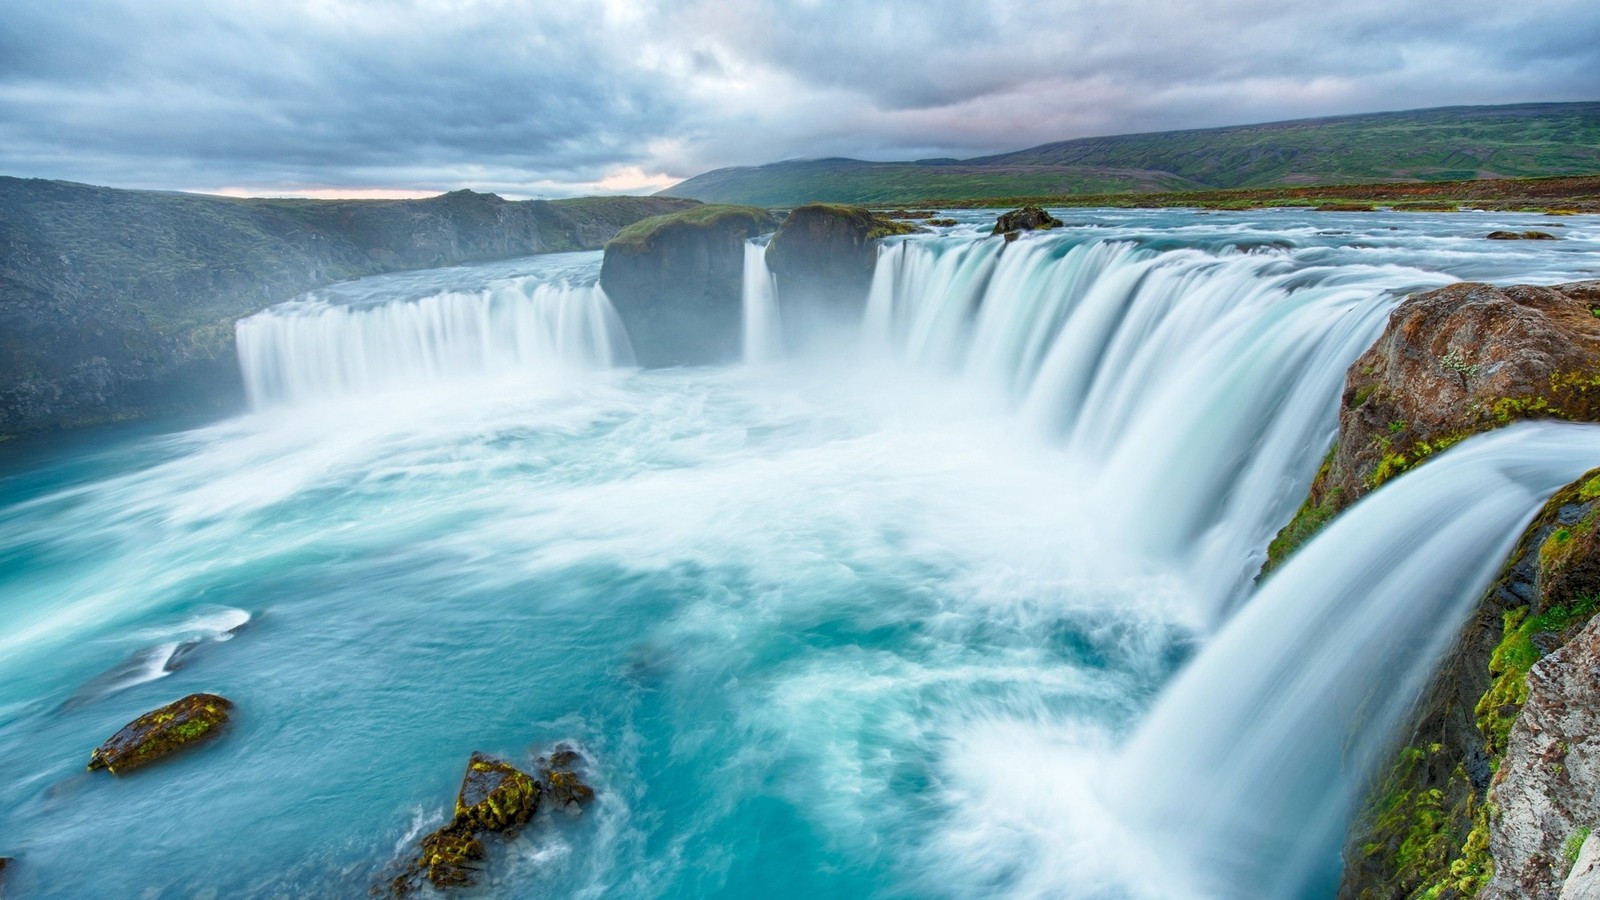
[{"xmin": 2, "ymin": 0, "xmax": 1596, "ymax": 198}]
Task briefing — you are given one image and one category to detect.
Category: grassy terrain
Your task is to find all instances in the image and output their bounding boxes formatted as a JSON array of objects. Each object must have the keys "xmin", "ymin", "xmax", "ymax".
[
  {"xmin": 921, "ymin": 174, "xmax": 1600, "ymax": 213},
  {"xmin": 664, "ymin": 102, "xmax": 1600, "ymax": 207}
]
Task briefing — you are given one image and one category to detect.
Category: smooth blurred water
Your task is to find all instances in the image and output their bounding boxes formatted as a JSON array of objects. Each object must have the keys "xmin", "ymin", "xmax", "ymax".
[{"xmin": 0, "ymin": 208, "xmax": 1597, "ymax": 899}]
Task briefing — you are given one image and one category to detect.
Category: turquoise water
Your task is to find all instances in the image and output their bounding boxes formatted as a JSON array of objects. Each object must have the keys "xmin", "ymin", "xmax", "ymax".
[{"xmin": 1, "ymin": 208, "xmax": 1597, "ymax": 898}]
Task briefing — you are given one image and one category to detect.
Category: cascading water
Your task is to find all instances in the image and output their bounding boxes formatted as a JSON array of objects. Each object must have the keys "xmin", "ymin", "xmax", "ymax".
[
  {"xmin": 742, "ymin": 239, "xmax": 783, "ymax": 363},
  {"xmin": 236, "ymin": 276, "xmax": 633, "ymax": 406},
  {"xmin": 2, "ymin": 209, "xmax": 1596, "ymax": 898},
  {"xmin": 862, "ymin": 234, "xmax": 1455, "ymax": 618},
  {"xmin": 1108, "ymin": 422, "xmax": 1600, "ymax": 899}
]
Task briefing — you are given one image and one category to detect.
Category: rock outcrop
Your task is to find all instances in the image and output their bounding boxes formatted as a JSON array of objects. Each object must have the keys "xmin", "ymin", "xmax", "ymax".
[
  {"xmin": 1269, "ymin": 280, "xmax": 1600, "ymax": 570},
  {"xmin": 763, "ymin": 204, "xmax": 916, "ymax": 344},
  {"xmin": 0, "ymin": 177, "xmax": 698, "ymax": 437},
  {"xmin": 1488, "ymin": 230, "xmax": 1560, "ymax": 240},
  {"xmin": 598, "ymin": 204, "xmax": 778, "ymax": 366},
  {"xmin": 87, "ymin": 693, "xmax": 233, "ymax": 774},
  {"xmin": 1314, "ymin": 280, "xmax": 1600, "ymax": 898},
  {"xmin": 395, "ymin": 752, "xmax": 542, "ymax": 892},
  {"xmin": 1485, "ymin": 606, "xmax": 1600, "ymax": 898},
  {"xmin": 990, "ymin": 205, "xmax": 1063, "ymax": 238},
  {"xmin": 392, "ymin": 746, "xmax": 597, "ymax": 893},
  {"xmin": 537, "ymin": 746, "xmax": 596, "ymax": 809}
]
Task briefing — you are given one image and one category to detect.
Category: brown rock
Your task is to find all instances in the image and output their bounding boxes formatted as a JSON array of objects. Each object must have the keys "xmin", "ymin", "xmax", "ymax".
[
  {"xmin": 87, "ymin": 693, "xmax": 233, "ymax": 774},
  {"xmin": 1488, "ymin": 230, "xmax": 1560, "ymax": 240},
  {"xmin": 1320, "ymin": 280, "xmax": 1600, "ymax": 511},
  {"xmin": 991, "ymin": 205, "xmax": 1063, "ymax": 236}
]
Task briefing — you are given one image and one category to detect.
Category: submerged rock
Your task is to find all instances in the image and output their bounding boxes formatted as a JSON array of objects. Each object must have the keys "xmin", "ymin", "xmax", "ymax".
[
  {"xmin": 454, "ymin": 751, "xmax": 541, "ymax": 834},
  {"xmin": 394, "ymin": 752, "xmax": 544, "ymax": 893},
  {"xmin": 537, "ymin": 745, "xmax": 596, "ymax": 809},
  {"xmin": 87, "ymin": 693, "xmax": 233, "ymax": 774},
  {"xmin": 599, "ymin": 204, "xmax": 778, "ymax": 366},
  {"xmin": 990, "ymin": 205, "xmax": 1063, "ymax": 236},
  {"xmin": 1488, "ymin": 230, "xmax": 1560, "ymax": 240}
]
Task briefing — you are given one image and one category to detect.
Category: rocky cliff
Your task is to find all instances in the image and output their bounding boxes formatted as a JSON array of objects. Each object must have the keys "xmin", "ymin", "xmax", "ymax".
[
  {"xmin": 764, "ymin": 204, "xmax": 915, "ymax": 344},
  {"xmin": 598, "ymin": 204, "xmax": 777, "ymax": 366},
  {"xmin": 0, "ymin": 177, "xmax": 697, "ymax": 437},
  {"xmin": 1298, "ymin": 280, "xmax": 1600, "ymax": 899}
]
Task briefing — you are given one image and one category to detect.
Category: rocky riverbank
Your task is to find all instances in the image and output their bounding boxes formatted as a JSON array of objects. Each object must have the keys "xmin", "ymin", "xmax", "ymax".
[{"xmin": 0, "ymin": 178, "xmax": 697, "ymax": 438}]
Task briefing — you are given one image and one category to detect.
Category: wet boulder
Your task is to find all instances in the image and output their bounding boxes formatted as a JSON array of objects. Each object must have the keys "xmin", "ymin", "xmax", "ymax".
[
  {"xmin": 87, "ymin": 693, "xmax": 233, "ymax": 774},
  {"xmin": 394, "ymin": 752, "xmax": 543, "ymax": 893},
  {"xmin": 1488, "ymin": 230, "xmax": 1560, "ymax": 240},
  {"xmin": 454, "ymin": 751, "xmax": 541, "ymax": 833},
  {"xmin": 991, "ymin": 205, "xmax": 1063, "ymax": 237},
  {"xmin": 538, "ymin": 746, "xmax": 596, "ymax": 809},
  {"xmin": 600, "ymin": 204, "xmax": 778, "ymax": 366}
]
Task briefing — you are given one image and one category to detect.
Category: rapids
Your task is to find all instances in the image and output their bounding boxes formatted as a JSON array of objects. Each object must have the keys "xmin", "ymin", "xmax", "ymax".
[{"xmin": 0, "ymin": 208, "xmax": 1597, "ymax": 898}]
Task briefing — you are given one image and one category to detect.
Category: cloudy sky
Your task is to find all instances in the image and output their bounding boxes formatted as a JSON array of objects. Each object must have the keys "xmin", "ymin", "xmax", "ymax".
[{"xmin": 2, "ymin": 0, "xmax": 1596, "ymax": 198}]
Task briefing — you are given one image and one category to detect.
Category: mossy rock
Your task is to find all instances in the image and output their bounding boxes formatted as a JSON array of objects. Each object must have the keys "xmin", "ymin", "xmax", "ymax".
[
  {"xmin": 537, "ymin": 746, "xmax": 596, "ymax": 809},
  {"xmin": 87, "ymin": 693, "xmax": 233, "ymax": 774},
  {"xmin": 454, "ymin": 751, "xmax": 541, "ymax": 834},
  {"xmin": 393, "ymin": 752, "xmax": 544, "ymax": 893},
  {"xmin": 604, "ymin": 204, "xmax": 777, "ymax": 255},
  {"xmin": 409, "ymin": 829, "xmax": 485, "ymax": 890}
]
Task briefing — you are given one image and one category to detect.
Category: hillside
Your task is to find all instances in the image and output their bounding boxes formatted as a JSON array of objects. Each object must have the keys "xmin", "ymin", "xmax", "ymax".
[
  {"xmin": 0, "ymin": 178, "xmax": 697, "ymax": 436},
  {"xmin": 663, "ymin": 102, "xmax": 1600, "ymax": 206}
]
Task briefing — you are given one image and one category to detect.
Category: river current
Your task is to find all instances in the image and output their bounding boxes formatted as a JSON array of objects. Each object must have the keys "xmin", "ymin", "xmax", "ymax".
[{"xmin": 1, "ymin": 208, "xmax": 1598, "ymax": 898}]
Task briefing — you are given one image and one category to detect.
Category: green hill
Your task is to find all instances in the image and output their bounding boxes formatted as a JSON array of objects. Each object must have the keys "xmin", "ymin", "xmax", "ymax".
[{"xmin": 662, "ymin": 103, "xmax": 1600, "ymax": 206}]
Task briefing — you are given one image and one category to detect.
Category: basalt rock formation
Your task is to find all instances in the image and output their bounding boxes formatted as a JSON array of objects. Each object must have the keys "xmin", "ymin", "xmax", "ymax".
[
  {"xmin": 87, "ymin": 692, "xmax": 233, "ymax": 774},
  {"xmin": 763, "ymin": 203, "xmax": 916, "ymax": 343},
  {"xmin": 0, "ymin": 177, "xmax": 697, "ymax": 438},
  {"xmin": 599, "ymin": 204, "xmax": 778, "ymax": 366}
]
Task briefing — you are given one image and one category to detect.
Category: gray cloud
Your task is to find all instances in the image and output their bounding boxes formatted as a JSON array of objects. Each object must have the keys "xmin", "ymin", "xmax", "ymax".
[{"xmin": 0, "ymin": 0, "xmax": 1595, "ymax": 197}]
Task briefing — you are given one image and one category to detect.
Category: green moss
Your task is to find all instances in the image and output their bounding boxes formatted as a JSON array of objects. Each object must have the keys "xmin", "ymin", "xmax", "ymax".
[
  {"xmin": 1477, "ymin": 594, "xmax": 1600, "ymax": 760},
  {"xmin": 1264, "ymin": 448, "xmax": 1341, "ymax": 572},
  {"xmin": 605, "ymin": 204, "xmax": 777, "ymax": 252},
  {"xmin": 1565, "ymin": 827, "xmax": 1592, "ymax": 867}
]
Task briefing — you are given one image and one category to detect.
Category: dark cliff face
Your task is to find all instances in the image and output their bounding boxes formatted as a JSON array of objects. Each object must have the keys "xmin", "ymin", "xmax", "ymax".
[
  {"xmin": 598, "ymin": 204, "xmax": 778, "ymax": 367},
  {"xmin": 763, "ymin": 204, "xmax": 916, "ymax": 346},
  {"xmin": 0, "ymin": 178, "xmax": 698, "ymax": 437}
]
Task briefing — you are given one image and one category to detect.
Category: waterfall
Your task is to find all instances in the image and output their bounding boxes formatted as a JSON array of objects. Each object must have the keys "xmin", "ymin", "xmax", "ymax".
[
  {"xmin": 863, "ymin": 234, "xmax": 1456, "ymax": 618},
  {"xmin": 1107, "ymin": 422, "xmax": 1600, "ymax": 898},
  {"xmin": 742, "ymin": 239, "xmax": 783, "ymax": 363},
  {"xmin": 236, "ymin": 278, "xmax": 633, "ymax": 407}
]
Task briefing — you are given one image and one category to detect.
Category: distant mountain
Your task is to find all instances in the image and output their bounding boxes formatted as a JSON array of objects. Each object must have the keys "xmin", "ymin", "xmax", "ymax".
[{"xmin": 662, "ymin": 102, "xmax": 1600, "ymax": 206}]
